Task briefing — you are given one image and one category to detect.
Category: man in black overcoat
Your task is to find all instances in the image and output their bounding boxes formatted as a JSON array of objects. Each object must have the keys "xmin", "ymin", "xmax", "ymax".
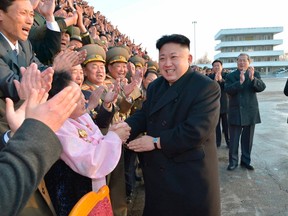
[
  {"xmin": 225, "ymin": 53, "xmax": 266, "ymax": 171},
  {"xmin": 126, "ymin": 34, "xmax": 221, "ymax": 216}
]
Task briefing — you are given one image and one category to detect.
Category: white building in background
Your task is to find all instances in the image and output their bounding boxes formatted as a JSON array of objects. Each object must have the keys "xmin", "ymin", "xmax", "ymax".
[{"xmin": 213, "ymin": 26, "xmax": 288, "ymax": 75}]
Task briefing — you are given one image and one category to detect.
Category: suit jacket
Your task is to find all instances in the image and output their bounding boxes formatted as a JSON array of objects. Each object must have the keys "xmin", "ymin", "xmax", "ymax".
[
  {"xmin": 224, "ymin": 69, "xmax": 266, "ymax": 126},
  {"xmin": 209, "ymin": 72, "xmax": 229, "ymax": 113},
  {"xmin": 0, "ymin": 119, "xmax": 61, "ymax": 216},
  {"xmin": 125, "ymin": 69, "xmax": 221, "ymax": 216},
  {"xmin": 0, "ymin": 34, "xmax": 56, "ymax": 215},
  {"xmin": 29, "ymin": 11, "xmax": 61, "ymax": 65},
  {"xmin": 0, "ymin": 33, "xmax": 44, "ymax": 101}
]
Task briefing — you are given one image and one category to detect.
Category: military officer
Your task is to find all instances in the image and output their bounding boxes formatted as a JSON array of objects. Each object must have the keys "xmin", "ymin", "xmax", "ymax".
[{"xmin": 105, "ymin": 46, "xmax": 141, "ymax": 216}]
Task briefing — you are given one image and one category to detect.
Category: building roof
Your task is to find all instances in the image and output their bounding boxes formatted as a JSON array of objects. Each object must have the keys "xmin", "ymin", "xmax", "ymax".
[{"xmin": 215, "ymin": 27, "xmax": 283, "ymax": 40}]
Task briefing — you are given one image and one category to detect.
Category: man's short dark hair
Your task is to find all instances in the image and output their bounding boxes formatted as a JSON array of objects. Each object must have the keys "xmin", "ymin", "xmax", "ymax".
[
  {"xmin": 156, "ymin": 34, "xmax": 190, "ymax": 50},
  {"xmin": 0, "ymin": 0, "xmax": 15, "ymax": 12},
  {"xmin": 212, "ymin": 59, "xmax": 223, "ymax": 66}
]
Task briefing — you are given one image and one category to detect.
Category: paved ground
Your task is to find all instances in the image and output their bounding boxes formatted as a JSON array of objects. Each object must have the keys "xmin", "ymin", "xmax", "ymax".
[{"xmin": 127, "ymin": 77, "xmax": 288, "ymax": 216}]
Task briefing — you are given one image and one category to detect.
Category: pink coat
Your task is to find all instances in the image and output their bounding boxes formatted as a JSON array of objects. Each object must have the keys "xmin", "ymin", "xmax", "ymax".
[{"xmin": 56, "ymin": 113, "xmax": 122, "ymax": 191}]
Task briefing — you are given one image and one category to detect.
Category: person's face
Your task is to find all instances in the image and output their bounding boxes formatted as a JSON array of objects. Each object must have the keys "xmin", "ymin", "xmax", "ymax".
[
  {"xmin": 61, "ymin": 32, "xmax": 70, "ymax": 51},
  {"xmin": 206, "ymin": 69, "xmax": 212, "ymax": 75},
  {"xmin": 69, "ymin": 81, "xmax": 87, "ymax": 119},
  {"xmin": 143, "ymin": 72, "xmax": 158, "ymax": 89},
  {"xmin": 100, "ymin": 35, "xmax": 108, "ymax": 48},
  {"xmin": 84, "ymin": 61, "xmax": 106, "ymax": 85},
  {"xmin": 69, "ymin": 39, "xmax": 83, "ymax": 49},
  {"xmin": 158, "ymin": 43, "xmax": 192, "ymax": 85},
  {"xmin": 212, "ymin": 62, "xmax": 223, "ymax": 74},
  {"xmin": 108, "ymin": 62, "xmax": 128, "ymax": 79},
  {"xmin": 237, "ymin": 55, "xmax": 250, "ymax": 71},
  {"xmin": 0, "ymin": 0, "xmax": 34, "ymax": 44},
  {"xmin": 69, "ymin": 64, "xmax": 84, "ymax": 86}
]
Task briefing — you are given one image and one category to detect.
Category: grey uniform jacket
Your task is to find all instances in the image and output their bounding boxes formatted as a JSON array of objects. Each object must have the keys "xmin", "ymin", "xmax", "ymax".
[{"xmin": 0, "ymin": 119, "xmax": 62, "ymax": 216}]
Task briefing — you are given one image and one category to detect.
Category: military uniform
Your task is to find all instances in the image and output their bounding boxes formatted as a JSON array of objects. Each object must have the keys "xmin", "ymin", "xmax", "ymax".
[
  {"xmin": 147, "ymin": 60, "xmax": 159, "ymax": 73},
  {"xmin": 67, "ymin": 26, "xmax": 82, "ymax": 44},
  {"xmin": 79, "ymin": 44, "xmax": 114, "ymax": 131},
  {"xmin": 105, "ymin": 46, "xmax": 142, "ymax": 216},
  {"xmin": 66, "ymin": 25, "xmax": 94, "ymax": 47},
  {"xmin": 125, "ymin": 55, "xmax": 148, "ymax": 201}
]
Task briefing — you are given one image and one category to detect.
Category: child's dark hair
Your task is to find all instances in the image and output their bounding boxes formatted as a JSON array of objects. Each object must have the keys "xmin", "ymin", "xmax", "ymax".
[
  {"xmin": 144, "ymin": 70, "xmax": 159, "ymax": 79},
  {"xmin": 48, "ymin": 72, "xmax": 72, "ymax": 99}
]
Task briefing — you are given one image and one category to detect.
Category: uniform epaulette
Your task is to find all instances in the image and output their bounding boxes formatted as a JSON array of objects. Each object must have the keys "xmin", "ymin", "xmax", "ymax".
[{"xmin": 81, "ymin": 83, "xmax": 91, "ymax": 91}]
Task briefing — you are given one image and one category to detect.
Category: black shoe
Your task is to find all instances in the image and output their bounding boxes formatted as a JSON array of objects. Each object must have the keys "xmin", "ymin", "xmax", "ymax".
[
  {"xmin": 240, "ymin": 162, "xmax": 254, "ymax": 170},
  {"xmin": 227, "ymin": 164, "xmax": 238, "ymax": 171}
]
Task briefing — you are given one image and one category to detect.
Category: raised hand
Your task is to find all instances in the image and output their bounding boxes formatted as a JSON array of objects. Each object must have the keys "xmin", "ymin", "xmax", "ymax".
[
  {"xmin": 240, "ymin": 70, "xmax": 245, "ymax": 84},
  {"xmin": 120, "ymin": 79, "xmax": 138, "ymax": 98},
  {"xmin": 25, "ymin": 85, "xmax": 81, "ymax": 132},
  {"xmin": 103, "ymin": 84, "xmax": 118, "ymax": 103},
  {"xmin": 53, "ymin": 48, "xmax": 87, "ymax": 72},
  {"xmin": 14, "ymin": 63, "xmax": 53, "ymax": 100},
  {"xmin": 38, "ymin": 0, "xmax": 56, "ymax": 22},
  {"xmin": 248, "ymin": 66, "xmax": 255, "ymax": 80},
  {"xmin": 86, "ymin": 86, "xmax": 104, "ymax": 111},
  {"xmin": 215, "ymin": 72, "xmax": 222, "ymax": 82}
]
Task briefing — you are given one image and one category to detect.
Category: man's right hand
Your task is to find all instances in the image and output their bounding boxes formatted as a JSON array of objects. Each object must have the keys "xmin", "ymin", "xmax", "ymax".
[{"xmin": 25, "ymin": 85, "xmax": 81, "ymax": 132}]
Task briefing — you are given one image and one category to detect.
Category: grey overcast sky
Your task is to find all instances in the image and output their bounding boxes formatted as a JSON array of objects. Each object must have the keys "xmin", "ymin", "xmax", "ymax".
[{"xmin": 88, "ymin": 0, "xmax": 288, "ymax": 62}]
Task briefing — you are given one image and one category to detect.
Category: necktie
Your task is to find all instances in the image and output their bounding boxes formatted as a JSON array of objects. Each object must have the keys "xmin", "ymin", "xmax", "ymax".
[{"xmin": 13, "ymin": 49, "xmax": 18, "ymax": 63}]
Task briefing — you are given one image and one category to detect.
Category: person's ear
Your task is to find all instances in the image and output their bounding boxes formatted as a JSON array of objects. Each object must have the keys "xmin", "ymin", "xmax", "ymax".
[
  {"xmin": 188, "ymin": 54, "xmax": 193, "ymax": 64},
  {"xmin": 0, "ymin": 10, "xmax": 4, "ymax": 22}
]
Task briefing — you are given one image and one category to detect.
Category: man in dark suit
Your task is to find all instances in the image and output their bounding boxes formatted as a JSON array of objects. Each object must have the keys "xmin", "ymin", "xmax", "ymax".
[
  {"xmin": 0, "ymin": 1, "xmax": 82, "ymax": 214},
  {"xmin": 224, "ymin": 53, "xmax": 266, "ymax": 171},
  {"xmin": 0, "ymin": 0, "xmax": 46, "ymax": 134},
  {"xmin": 0, "ymin": 69, "xmax": 81, "ymax": 215},
  {"xmin": 0, "ymin": 0, "xmax": 84, "ymax": 132},
  {"xmin": 126, "ymin": 34, "xmax": 221, "ymax": 216},
  {"xmin": 209, "ymin": 59, "xmax": 230, "ymax": 147}
]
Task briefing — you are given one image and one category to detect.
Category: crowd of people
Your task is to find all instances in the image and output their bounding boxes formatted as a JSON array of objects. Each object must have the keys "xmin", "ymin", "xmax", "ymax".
[{"xmin": 0, "ymin": 0, "xmax": 269, "ymax": 216}]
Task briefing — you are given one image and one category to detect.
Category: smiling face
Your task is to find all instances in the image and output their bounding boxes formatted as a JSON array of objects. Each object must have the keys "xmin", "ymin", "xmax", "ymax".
[
  {"xmin": 0, "ymin": 0, "xmax": 34, "ymax": 44},
  {"xmin": 143, "ymin": 72, "xmax": 158, "ymax": 89},
  {"xmin": 108, "ymin": 62, "xmax": 128, "ymax": 80},
  {"xmin": 158, "ymin": 43, "xmax": 192, "ymax": 85},
  {"xmin": 237, "ymin": 54, "xmax": 250, "ymax": 71},
  {"xmin": 69, "ymin": 64, "xmax": 84, "ymax": 86},
  {"xmin": 84, "ymin": 61, "xmax": 106, "ymax": 85},
  {"xmin": 61, "ymin": 32, "xmax": 70, "ymax": 51}
]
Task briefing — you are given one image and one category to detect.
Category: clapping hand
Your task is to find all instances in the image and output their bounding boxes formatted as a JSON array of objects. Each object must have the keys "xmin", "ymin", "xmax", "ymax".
[
  {"xmin": 248, "ymin": 66, "xmax": 255, "ymax": 80},
  {"xmin": 103, "ymin": 84, "xmax": 118, "ymax": 103},
  {"xmin": 240, "ymin": 70, "xmax": 245, "ymax": 84},
  {"xmin": 86, "ymin": 87, "xmax": 104, "ymax": 111}
]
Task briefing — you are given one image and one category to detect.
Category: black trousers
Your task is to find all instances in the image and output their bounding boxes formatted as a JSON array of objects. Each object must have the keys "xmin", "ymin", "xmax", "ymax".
[
  {"xmin": 228, "ymin": 124, "xmax": 255, "ymax": 166},
  {"xmin": 216, "ymin": 113, "xmax": 230, "ymax": 147}
]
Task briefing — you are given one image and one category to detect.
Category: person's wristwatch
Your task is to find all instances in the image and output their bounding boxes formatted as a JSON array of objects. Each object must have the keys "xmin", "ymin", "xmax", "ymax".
[{"xmin": 153, "ymin": 137, "xmax": 159, "ymax": 149}]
